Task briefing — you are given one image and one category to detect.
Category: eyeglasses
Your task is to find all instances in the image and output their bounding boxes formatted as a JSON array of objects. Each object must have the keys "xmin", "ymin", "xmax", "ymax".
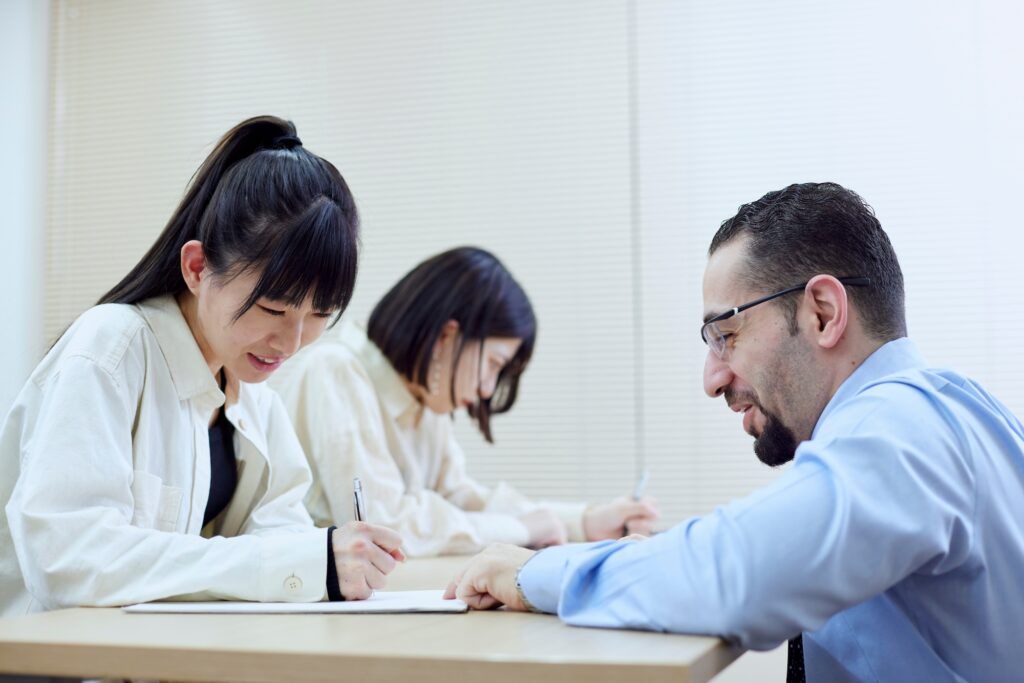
[{"xmin": 701, "ymin": 276, "xmax": 871, "ymax": 359}]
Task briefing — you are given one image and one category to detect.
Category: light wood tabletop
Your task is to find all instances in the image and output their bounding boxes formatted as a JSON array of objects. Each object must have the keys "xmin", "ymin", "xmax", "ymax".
[{"xmin": 0, "ymin": 555, "xmax": 742, "ymax": 683}]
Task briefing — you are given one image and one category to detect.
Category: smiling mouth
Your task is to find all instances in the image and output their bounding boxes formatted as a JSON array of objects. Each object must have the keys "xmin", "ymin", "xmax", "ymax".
[
  {"xmin": 729, "ymin": 400, "xmax": 753, "ymax": 416},
  {"xmin": 247, "ymin": 352, "xmax": 287, "ymax": 372}
]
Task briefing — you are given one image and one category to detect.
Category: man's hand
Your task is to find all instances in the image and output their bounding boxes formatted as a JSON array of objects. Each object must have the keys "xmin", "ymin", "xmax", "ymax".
[
  {"xmin": 443, "ymin": 544, "xmax": 536, "ymax": 610},
  {"xmin": 583, "ymin": 496, "xmax": 660, "ymax": 541},
  {"xmin": 331, "ymin": 522, "xmax": 406, "ymax": 600},
  {"xmin": 517, "ymin": 508, "xmax": 568, "ymax": 549}
]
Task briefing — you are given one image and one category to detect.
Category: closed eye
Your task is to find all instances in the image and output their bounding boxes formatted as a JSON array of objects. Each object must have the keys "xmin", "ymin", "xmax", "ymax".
[
  {"xmin": 712, "ymin": 330, "xmax": 736, "ymax": 348},
  {"xmin": 258, "ymin": 304, "xmax": 285, "ymax": 317}
]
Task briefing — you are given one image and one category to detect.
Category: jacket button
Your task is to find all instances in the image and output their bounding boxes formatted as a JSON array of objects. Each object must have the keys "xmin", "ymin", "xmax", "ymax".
[{"xmin": 284, "ymin": 574, "xmax": 303, "ymax": 593}]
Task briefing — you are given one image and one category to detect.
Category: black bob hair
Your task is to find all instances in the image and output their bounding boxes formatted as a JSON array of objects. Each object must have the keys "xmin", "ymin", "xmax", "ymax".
[{"xmin": 368, "ymin": 247, "xmax": 536, "ymax": 443}]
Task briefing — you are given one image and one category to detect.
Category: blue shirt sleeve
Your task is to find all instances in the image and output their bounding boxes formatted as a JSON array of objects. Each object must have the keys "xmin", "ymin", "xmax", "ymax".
[
  {"xmin": 518, "ymin": 541, "xmax": 616, "ymax": 613},
  {"xmin": 520, "ymin": 381, "xmax": 976, "ymax": 650}
]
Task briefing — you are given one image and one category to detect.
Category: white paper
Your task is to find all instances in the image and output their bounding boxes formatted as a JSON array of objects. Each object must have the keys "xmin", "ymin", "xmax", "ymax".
[{"xmin": 122, "ymin": 590, "xmax": 468, "ymax": 614}]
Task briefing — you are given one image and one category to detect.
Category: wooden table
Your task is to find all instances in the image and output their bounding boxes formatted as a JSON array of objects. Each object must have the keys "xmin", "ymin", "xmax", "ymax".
[{"xmin": 0, "ymin": 556, "xmax": 741, "ymax": 683}]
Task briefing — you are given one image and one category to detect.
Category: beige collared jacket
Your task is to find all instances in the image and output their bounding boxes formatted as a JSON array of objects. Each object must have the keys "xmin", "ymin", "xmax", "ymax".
[
  {"xmin": 0, "ymin": 295, "xmax": 327, "ymax": 616},
  {"xmin": 272, "ymin": 322, "xmax": 586, "ymax": 557}
]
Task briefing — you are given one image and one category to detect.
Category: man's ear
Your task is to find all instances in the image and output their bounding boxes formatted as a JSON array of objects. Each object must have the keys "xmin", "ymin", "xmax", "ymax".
[
  {"xmin": 802, "ymin": 275, "xmax": 848, "ymax": 350},
  {"xmin": 180, "ymin": 240, "xmax": 207, "ymax": 295}
]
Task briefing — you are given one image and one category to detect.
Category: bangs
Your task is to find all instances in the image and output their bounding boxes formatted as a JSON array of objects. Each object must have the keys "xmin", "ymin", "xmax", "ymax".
[{"xmin": 233, "ymin": 197, "xmax": 359, "ymax": 322}]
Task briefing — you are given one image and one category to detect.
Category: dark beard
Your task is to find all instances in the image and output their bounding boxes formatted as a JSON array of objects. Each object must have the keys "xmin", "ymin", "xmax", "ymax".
[{"xmin": 753, "ymin": 409, "xmax": 799, "ymax": 467}]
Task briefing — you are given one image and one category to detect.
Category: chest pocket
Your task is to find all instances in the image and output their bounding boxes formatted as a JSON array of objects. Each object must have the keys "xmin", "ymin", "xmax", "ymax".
[{"xmin": 130, "ymin": 469, "xmax": 183, "ymax": 531}]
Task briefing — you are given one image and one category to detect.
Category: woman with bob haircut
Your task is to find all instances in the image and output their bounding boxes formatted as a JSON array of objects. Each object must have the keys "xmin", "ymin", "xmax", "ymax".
[
  {"xmin": 0, "ymin": 116, "xmax": 404, "ymax": 616},
  {"xmin": 274, "ymin": 247, "xmax": 659, "ymax": 557}
]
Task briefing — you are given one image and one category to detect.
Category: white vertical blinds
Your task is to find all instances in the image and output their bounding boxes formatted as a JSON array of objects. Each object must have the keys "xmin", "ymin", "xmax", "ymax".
[
  {"xmin": 632, "ymin": 0, "xmax": 1024, "ymax": 517},
  {"xmin": 46, "ymin": 0, "xmax": 1024, "ymax": 526},
  {"xmin": 46, "ymin": 0, "xmax": 640, "ymax": 513}
]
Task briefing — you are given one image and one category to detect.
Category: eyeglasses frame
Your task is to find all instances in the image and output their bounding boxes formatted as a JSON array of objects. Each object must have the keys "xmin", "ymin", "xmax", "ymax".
[{"xmin": 700, "ymin": 276, "xmax": 872, "ymax": 356}]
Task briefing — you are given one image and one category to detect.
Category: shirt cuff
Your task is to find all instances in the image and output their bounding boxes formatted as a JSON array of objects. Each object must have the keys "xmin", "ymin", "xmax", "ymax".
[
  {"xmin": 326, "ymin": 525, "xmax": 343, "ymax": 602},
  {"xmin": 256, "ymin": 528, "xmax": 329, "ymax": 602},
  {"xmin": 516, "ymin": 542, "xmax": 596, "ymax": 614},
  {"xmin": 466, "ymin": 512, "xmax": 531, "ymax": 547},
  {"xmin": 538, "ymin": 501, "xmax": 589, "ymax": 542}
]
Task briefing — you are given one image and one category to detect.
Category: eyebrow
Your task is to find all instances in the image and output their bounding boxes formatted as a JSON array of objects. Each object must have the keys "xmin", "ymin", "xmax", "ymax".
[{"xmin": 702, "ymin": 308, "xmax": 733, "ymax": 325}]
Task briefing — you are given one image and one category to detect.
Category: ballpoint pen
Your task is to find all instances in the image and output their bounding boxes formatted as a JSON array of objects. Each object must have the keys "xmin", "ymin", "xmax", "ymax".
[
  {"xmin": 353, "ymin": 476, "xmax": 367, "ymax": 522},
  {"xmin": 632, "ymin": 468, "xmax": 650, "ymax": 501}
]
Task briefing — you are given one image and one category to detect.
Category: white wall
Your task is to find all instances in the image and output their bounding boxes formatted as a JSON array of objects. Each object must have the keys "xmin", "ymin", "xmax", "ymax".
[{"xmin": 0, "ymin": 0, "xmax": 49, "ymax": 415}]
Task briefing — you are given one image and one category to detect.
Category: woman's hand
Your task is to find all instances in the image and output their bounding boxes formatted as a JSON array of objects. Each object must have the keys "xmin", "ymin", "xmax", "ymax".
[
  {"xmin": 517, "ymin": 508, "xmax": 569, "ymax": 549},
  {"xmin": 331, "ymin": 522, "xmax": 406, "ymax": 600},
  {"xmin": 582, "ymin": 497, "xmax": 660, "ymax": 541}
]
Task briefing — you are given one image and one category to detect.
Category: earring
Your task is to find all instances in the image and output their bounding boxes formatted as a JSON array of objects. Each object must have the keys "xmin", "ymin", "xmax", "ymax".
[{"xmin": 429, "ymin": 351, "xmax": 441, "ymax": 396}]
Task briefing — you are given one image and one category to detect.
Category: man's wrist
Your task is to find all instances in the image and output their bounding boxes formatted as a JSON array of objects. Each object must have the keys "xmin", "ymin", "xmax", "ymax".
[
  {"xmin": 515, "ymin": 542, "xmax": 610, "ymax": 614},
  {"xmin": 514, "ymin": 552, "xmax": 541, "ymax": 612}
]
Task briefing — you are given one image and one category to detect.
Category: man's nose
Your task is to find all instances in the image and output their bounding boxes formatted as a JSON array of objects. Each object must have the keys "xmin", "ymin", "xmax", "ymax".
[{"xmin": 703, "ymin": 349, "xmax": 733, "ymax": 398}]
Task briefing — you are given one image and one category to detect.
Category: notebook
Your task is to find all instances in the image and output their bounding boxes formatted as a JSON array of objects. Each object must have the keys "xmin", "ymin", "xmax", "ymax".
[{"xmin": 123, "ymin": 589, "xmax": 468, "ymax": 614}]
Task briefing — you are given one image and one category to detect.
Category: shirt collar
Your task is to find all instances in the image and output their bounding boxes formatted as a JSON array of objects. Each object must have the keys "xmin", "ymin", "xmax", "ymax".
[
  {"xmin": 338, "ymin": 322, "xmax": 421, "ymax": 422},
  {"xmin": 812, "ymin": 336, "xmax": 926, "ymax": 438},
  {"xmin": 135, "ymin": 294, "xmax": 223, "ymax": 406}
]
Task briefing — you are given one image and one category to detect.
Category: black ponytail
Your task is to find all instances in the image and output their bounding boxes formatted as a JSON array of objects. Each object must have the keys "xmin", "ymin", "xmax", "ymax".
[{"xmin": 98, "ymin": 115, "xmax": 359, "ymax": 320}]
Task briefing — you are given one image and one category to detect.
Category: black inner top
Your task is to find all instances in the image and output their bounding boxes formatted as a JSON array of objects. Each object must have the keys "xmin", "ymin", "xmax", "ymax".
[{"xmin": 204, "ymin": 371, "xmax": 238, "ymax": 527}]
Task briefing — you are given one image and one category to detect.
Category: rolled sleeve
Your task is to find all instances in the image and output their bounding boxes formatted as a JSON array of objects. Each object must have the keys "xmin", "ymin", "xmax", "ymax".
[
  {"xmin": 467, "ymin": 512, "xmax": 530, "ymax": 547},
  {"xmin": 517, "ymin": 542, "xmax": 609, "ymax": 614},
  {"xmin": 539, "ymin": 501, "xmax": 588, "ymax": 542}
]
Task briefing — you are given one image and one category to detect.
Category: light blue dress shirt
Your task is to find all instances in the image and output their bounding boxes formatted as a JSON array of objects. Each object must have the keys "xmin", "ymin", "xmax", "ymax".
[{"xmin": 519, "ymin": 338, "xmax": 1024, "ymax": 682}]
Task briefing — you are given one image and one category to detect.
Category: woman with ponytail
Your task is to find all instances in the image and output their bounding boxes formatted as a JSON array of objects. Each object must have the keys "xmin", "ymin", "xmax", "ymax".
[
  {"xmin": 0, "ymin": 116, "xmax": 403, "ymax": 616},
  {"xmin": 273, "ymin": 247, "xmax": 660, "ymax": 557}
]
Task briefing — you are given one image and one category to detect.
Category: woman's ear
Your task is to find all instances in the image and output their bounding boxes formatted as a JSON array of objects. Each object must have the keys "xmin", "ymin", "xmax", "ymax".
[
  {"xmin": 431, "ymin": 319, "xmax": 461, "ymax": 361},
  {"xmin": 440, "ymin": 319, "xmax": 460, "ymax": 343},
  {"xmin": 180, "ymin": 240, "xmax": 207, "ymax": 295}
]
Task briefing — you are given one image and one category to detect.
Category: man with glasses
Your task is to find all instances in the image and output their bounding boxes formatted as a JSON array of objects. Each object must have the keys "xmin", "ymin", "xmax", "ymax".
[{"xmin": 445, "ymin": 182, "xmax": 1024, "ymax": 682}]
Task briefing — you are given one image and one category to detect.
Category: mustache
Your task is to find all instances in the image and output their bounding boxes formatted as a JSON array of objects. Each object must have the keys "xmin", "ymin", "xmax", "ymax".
[{"xmin": 724, "ymin": 388, "xmax": 761, "ymax": 411}]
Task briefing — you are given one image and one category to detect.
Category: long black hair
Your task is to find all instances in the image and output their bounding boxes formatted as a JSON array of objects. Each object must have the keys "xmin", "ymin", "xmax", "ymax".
[
  {"xmin": 367, "ymin": 247, "xmax": 536, "ymax": 443},
  {"xmin": 98, "ymin": 115, "xmax": 359, "ymax": 320}
]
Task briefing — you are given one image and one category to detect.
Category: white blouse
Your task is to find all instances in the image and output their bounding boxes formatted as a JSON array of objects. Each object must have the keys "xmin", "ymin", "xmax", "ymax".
[
  {"xmin": 273, "ymin": 322, "xmax": 586, "ymax": 557},
  {"xmin": 0, "ymin": 295, "xmax": 328, "ymax": 616}
]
